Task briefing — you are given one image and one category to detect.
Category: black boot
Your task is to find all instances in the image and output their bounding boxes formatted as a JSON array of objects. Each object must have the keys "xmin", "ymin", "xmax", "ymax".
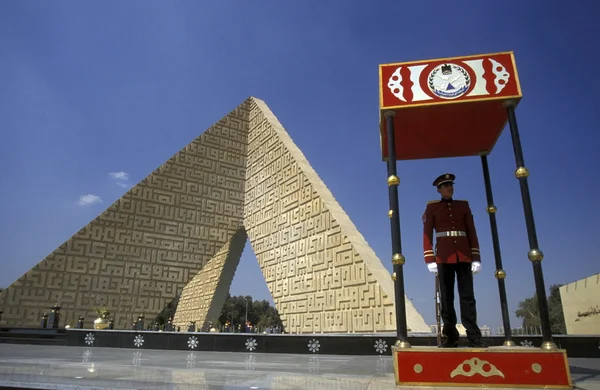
[
  {"xmin": 467, "ymin": 339, "xmax": 488, "ymax": 348},
  {"xmin": 441, "ymin": 326, "xmax": 459, "ymax": 348},
  {"xmin": 441, "ymin": 337, "xmax": 459, "ymax": 348}
]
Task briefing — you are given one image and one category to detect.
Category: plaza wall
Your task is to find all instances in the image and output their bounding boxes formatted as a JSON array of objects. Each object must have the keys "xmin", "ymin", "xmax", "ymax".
[{"xmin": 560, "ymin": 273, "xmax": 600, "ymax": 335}]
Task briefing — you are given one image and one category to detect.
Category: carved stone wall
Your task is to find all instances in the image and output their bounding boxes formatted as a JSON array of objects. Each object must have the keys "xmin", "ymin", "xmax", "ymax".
[
  {"xmin": 173, "ymin": 228, "xmax": 247, "ymax": 330},
  {"xmin": 0, "ymin": 97, "xmax": 430, "ymax": 333},
  {"xmin": 0, "ymin": 102, "xmax": 250, "ymax": 329},
  {"xmin": 243, "ymin": 99, "xmax": 428, "ymax": 333}
]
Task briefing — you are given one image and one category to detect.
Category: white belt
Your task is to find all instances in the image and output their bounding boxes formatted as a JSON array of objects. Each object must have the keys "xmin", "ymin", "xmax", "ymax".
[{"xmin": 436, "ymin": 231, "xmax": 466, "ymax": 238}]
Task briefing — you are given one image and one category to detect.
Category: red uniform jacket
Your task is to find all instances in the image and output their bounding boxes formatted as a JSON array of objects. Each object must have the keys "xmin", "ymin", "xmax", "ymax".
[{"xmin": 422, "ymin": 199, "xmax": 481, "ymax": 264}]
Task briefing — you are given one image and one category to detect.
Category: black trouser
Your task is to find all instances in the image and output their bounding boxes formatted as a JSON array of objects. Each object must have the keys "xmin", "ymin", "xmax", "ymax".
[{"xmin": 438, "ymin": 261, "xmax": 481, "ymax": 341}]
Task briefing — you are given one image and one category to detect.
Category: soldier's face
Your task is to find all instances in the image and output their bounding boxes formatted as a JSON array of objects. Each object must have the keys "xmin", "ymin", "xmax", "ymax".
[{"xmin": 437, "ymin": 182, "xmax": 454, "ymax": 198}]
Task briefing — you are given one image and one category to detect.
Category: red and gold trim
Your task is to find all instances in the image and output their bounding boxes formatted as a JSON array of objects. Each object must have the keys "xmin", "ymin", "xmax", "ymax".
[
  {"xmin": 377, "ymin": 51, "xmax": 523, "ymax": 161},
  {"xmin": 392, "ymin": 346, "xmax": 572, "ymax": 388},
  {"xmin": 379, "ymin": 51, "xmax": 521, "ymax": 111}
]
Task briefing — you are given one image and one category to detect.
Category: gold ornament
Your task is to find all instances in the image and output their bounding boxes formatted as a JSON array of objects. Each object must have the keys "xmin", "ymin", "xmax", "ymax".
[
  {"xmin": 392, "ymin": 253, "xmax": 405, "ymax": 265},
  {"xmin": 515, "ymin": 166, "xmax": 530, "ymax": 178},
  {"xmin": 450, "ymin": 358, "xmax": 505, "ymax": 378},
  {"xmin": 387, "ymin": 175, "xmax": 400, "ymax": 186},
  {"xmin": 93, "ymin": 317, "xmax": 109, "ymax": 330},
  {"xmin": 528, "ymin": 249, "xmax": 544, "ymax": 261}
]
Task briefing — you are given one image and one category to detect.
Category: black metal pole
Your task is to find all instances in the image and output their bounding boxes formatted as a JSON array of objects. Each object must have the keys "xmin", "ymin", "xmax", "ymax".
[
  {"xmin": 506, "ymin": 104, "xmax": 556, "ymax": 350},
  {"xmin": 480, "ymin": 154, "xmax": 514, "ymax": 346},
  {"xmin": 383, "ymin": 110, "xmax": 410, "ymax": 348}
]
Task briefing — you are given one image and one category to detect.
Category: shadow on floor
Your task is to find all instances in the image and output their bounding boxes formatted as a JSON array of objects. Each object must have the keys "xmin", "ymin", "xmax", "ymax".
[{"xmin": 570, "ymin": 364, "xmax": 600, "ymax": 389}]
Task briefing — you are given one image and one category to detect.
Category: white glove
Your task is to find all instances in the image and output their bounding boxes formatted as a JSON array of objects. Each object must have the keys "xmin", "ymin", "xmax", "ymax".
[
  {"xmin": 427, "ymin": 263, "xmax": 438, "ymax": 274},
  {"xmin": 471, "ymin": 261, "xmax": 481, "ymax": 274}
]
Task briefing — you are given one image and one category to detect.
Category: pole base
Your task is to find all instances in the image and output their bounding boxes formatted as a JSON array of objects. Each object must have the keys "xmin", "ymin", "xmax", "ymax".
[
  {"xmin": 503, "ymin": 340, "xmax": 516, "ymax": 347},
  {"xmin": 541, "ymin": 341, "xmax": 559, "ymax": 350},
  {"xmin": 394, "ymin": 339, "xmax": 411, "ymax": 349}
]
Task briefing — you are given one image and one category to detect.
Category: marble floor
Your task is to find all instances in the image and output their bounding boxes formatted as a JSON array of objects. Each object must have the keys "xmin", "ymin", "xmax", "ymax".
[{"xmin": 0, "ymin": 344, "xmax": 598, "ymax": 389}]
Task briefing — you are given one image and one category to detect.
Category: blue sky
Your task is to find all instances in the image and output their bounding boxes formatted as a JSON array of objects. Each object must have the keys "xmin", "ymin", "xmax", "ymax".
[{"xmin": 1, "ymin": 1, "xmax": 598, "ymax": 330}]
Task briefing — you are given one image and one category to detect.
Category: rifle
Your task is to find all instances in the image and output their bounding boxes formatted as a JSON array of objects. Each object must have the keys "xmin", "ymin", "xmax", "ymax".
[{"xmin": 435, "ymin": 274, "xmax": 442, "ymax": 347}]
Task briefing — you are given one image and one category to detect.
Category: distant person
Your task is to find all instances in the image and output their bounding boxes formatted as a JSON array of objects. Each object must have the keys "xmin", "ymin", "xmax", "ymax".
[{"xmin": 422, "ymin": 173, "xmax": 487, "ymax": 348}]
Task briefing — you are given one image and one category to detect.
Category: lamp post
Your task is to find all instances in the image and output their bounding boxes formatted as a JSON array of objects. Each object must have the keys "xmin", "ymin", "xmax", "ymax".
[{"xmin": 245, "ymin": 298, "xmax": 249, "ymax": 323}]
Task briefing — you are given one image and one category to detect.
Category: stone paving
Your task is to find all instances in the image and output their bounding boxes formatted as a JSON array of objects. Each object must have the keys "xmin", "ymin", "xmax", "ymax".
[{"xmin": 0, "ymin": 344, "xmax": 598, "ymax": 389}]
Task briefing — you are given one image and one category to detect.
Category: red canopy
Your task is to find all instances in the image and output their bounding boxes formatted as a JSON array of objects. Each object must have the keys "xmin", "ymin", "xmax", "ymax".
[{"xmin": 378, "ymin": 52, "xmax": 522, "ymax": 161}]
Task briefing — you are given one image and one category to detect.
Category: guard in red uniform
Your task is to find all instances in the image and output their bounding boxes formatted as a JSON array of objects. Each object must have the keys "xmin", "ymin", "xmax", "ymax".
[{"xmin": 422, "ymin": 173, "xmax": 487, "ymax": 348}]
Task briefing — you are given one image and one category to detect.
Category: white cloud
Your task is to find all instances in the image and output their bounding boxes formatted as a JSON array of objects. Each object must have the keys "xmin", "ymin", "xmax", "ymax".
[
  {"xmin": 108, "ymin": 171, "xmax": 131, "ymax": 188},
  {"xmin": 108, "ymin": 171, "xmax": 130, "ymax": 181},
  {"xmin": 78, "ymin": 194, "xmax": 103, "ymax": 206}
]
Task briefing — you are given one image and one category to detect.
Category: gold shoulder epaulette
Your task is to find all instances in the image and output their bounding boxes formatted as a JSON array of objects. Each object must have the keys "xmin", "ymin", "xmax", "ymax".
[{"xmin": 427, "ymin": 200, "xmax": 440, "ymax": 205}]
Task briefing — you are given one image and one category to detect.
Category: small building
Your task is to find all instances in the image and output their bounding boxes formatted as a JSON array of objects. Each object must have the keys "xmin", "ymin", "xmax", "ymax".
[
  {"xmin": 480, "ymin": 325, "xmax": 491, "ymax": 337},
  {"xmin": 559, "ymin": 273, "xmax": 600, "ymax": 335},
  {"xmin": 430, "ymin": 323, "xmax": 491, "ymax": 336}
]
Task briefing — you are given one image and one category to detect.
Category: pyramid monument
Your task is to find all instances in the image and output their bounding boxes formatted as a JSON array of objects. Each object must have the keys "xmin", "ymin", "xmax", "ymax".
[{"xmin": 0, "ymin": 97, "xmax": 429, "ymax": 333}]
